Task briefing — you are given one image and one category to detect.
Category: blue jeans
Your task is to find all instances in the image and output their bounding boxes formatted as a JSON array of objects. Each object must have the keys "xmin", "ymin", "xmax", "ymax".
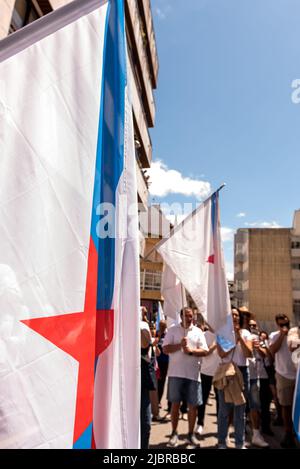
[
  {"xmin": 238, "ymin": 366, "xmax": 250, "ymax": 401},
  {"xmin": 140, "ymin": 389, "xmax": 151, "ymax": 449},
  {"xmin": 217, "ymin": 389, "xmax": 246, "ymax": 447}
]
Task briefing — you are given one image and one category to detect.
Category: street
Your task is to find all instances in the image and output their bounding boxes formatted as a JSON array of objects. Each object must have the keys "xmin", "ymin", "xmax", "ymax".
[{"xmin": 150, "ymin": 389, "xmax": 293, "ymax": 449}]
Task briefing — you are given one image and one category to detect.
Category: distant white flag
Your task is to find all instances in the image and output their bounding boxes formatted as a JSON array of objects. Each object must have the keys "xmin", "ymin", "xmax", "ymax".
[
  {"xmin": 156, "ymin": 302, "xmax": 165, "ymax": 330},
  {"xmin": 161, "ymin": 264, "xmax": 187, "ymax": 320},
  {"xmin": 158, "ymin": 192, "xmax": 234, "ymax": 351}
]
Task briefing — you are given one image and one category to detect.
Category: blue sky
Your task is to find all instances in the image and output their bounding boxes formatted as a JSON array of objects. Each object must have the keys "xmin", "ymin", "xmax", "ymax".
[{"xmin": 148, "ymin": 0, "xmax": 300, "ymax": 277}]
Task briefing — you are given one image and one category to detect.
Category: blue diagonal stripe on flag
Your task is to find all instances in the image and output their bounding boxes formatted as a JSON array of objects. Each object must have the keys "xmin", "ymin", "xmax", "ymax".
[{"xmin": 293, "ymin": 364, "xmax": 300, "ymax": 441}]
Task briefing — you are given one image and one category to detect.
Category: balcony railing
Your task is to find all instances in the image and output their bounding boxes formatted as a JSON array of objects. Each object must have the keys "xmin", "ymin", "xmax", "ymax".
[
  {"xmin": 126, "ymin": 0, "xmax": 156, "ymax": 127},
  {"xmin": 138, "ymin": 0, "xmax": 159, "ymax": 88},
  {"xmin": 136, "ymin": 165, "xmax": 148, "ymax": 211},
  {"xmin": 291, "ymin": 248, "xmax": 300, "ymax": 257},
  {"xmin": 128, "ymin": 55, "xmax": 152, "ymax": 167}
]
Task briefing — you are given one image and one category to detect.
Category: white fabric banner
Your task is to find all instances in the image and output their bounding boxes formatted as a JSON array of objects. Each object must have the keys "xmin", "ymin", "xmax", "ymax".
[
  {"xmin": 0, "ymin": 0, "xmax": 140, "ymax": 449},
  {"xmin": 161, "ymin": 263, "xmax": 187, "ymax": 320},
  {"xmin": 158, "ymin": 194, "xmax": 234, "ymax": 350}
]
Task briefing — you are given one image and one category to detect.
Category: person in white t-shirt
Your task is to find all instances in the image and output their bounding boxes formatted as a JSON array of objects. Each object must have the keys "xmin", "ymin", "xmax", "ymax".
[
  {"xmin": 163, "ymin": 307, "xmax": 209, "ymax": 448},
  {"xmin": 269, "ymin": 313, "xmax": 297, "ymax": 449}
]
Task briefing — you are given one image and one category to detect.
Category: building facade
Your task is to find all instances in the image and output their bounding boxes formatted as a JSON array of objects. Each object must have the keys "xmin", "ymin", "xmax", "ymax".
[
  {"xmin": 0, "ymin": 0, "xmax": 159, "ymax": 255},
  {"xmin": 234, "ymin": 210, "xmax": 300, "ymax": 329},
  {"xmin": 228, "ymin": 280, "xmax": 235, "ymax": 306},
  {"xmin": 139, "ymin": 205, "xmax": 171, "ymax": 319}
]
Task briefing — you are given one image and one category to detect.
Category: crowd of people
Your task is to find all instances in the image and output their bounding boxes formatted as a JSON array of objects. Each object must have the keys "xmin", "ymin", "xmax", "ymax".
[{"xmin": 140, "ymin": 305, "xmax": 300, "ymax": 449}]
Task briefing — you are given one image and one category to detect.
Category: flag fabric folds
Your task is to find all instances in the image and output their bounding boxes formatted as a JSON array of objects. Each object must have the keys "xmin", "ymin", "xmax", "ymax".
[
  {"xmin": 161, "ymin": 263, "xmax": 187, "ymax": 320},
  {"xmin": 155, "ymin": 301, "xmax": 165, "ymax": 330},
  {"xmin": 157, "ymin": 193, "xmax": 234, "ymax": 351},
  {"xmin": 0, "ymin": 0, "xmax": 140, "ymax": 449}
]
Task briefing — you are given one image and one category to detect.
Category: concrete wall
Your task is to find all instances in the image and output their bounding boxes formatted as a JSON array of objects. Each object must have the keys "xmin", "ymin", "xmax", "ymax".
[{"xmin": 248, "ymin": 229, "xmax": 293, "ymax": 322}]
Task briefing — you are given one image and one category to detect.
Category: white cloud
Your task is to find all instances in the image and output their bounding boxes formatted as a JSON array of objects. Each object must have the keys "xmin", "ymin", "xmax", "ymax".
[
  {"xmin": 221, "ymin": 227, "xmax": 234, "ymax": 243},
  {"xmin": 244, "ymin": 221, "xmax": 282, "ymax": 228},
  {"xmin": 236, "ymin": 212, "xmax": 246, "ymax": 218},
  {"xmin": 155, "ymin": 7, "xmax": 165, "ymax": 19},
  {"xmin": 154, "ymin": 4, "xmax": 172, "ymax": 20},
  {"xmin": 147, "ymin": 160, "xmax": 211, "ymax": 200},
  {"xmin": 226, "ymin": 263, "xmax": 234, "ymax": 281}
]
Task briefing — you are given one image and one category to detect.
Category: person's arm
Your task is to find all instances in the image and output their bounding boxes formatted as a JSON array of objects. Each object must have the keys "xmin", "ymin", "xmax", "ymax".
[
  {"xmin": 183, "ymin": 345, "xmax": 210, "ymax": 357},
  {"xmin": 163, "ymin": 343, "xmax": 182, "ymax": 354},
  {"xmin": 141, "ymin": 328, "xmax": 151, "ymax": 348},
  {"xmin": 208, "ymin": 342, "xmax": 217, "ymax": 354},
  {"xmin": 237, "ymin": 330, "xmax": 253, "ymax": 357},
  {"xmin": 269, "ymin": 330, "xmax": 287, "ymax": 356},
  {"xmin": 163, "ymin": 332, "xmax": 185, "ymax": 355},
  {"xmin": 255, "ymin": 343, "xmax": 268, "ymax": 358},
  {"xmin": 182, "ymin": 331, "xmax": 211, "ymax": 357}
]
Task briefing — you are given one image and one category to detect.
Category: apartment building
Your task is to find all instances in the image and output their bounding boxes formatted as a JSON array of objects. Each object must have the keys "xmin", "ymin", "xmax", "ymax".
[
  {"xmin": 0, "ymin": 0, "xmax": 159, "ymax": 255},
  {"xmin": 234, "ymin": 210, "xmax": 300, "ymax": 329},
  {"xmin": 139, "ymin": 205, "xmax": 171, "ymax": 319}
]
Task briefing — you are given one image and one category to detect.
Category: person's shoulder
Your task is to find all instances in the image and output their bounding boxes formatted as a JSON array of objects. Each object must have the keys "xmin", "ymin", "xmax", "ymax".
[
  {"xmin": 193, "ymin": 325, "xmax": 204, "ymax": 336},
  {"xmin": 165, "ymin": 324, "xmax": 177, "ymax": 335},
  {"xmin": 269, "ymin": 330, "xmax": 279, "ymax": 341},
  {"xmin": 241, "ymin": 328, "xmax": 251, "ymax": 338},
  {"xmin": 140, "ymin": 320, "xmax": 150, "ymax": 332}
]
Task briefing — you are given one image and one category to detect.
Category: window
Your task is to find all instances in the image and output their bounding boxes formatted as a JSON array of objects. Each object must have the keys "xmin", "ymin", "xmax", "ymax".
[
  {"xmin": 292, "ymin": 279, "xmax": 300, "ymax": 290},
  {"xmin": 292, "ymin": 263, "xmax": 300, "ymax": 270},
  {"xmin": 292, "ymin": 241, "xmax": 300, "ymax": 249},
  {"xmin": 293, "ymin": 300, "xmax": 300, "ymax": 318},
  {"xmin": 140, "ymin": 270, "xmax": 162, "ymax": 291}
]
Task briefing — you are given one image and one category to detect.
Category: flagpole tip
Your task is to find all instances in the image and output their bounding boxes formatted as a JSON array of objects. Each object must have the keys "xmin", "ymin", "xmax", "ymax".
[{"xmin": 216, "ymin": 183, "xmax": 226, "ymax": 193}]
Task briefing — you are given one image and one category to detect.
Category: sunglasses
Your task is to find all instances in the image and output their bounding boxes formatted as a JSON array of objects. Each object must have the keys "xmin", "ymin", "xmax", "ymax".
[{"xmin": 279, "ymin": 322, "xmax": 289, "ymax": 327}]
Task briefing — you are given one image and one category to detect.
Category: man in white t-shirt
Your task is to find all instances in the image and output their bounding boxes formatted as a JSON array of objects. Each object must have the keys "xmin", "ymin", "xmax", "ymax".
[
  {"xmin": 163, "ymin": 307, "xmax": 209, "ymax": 448},
  {"xmin": 269, "ymin": 313, "xmax": 297, "ymax": 449}
]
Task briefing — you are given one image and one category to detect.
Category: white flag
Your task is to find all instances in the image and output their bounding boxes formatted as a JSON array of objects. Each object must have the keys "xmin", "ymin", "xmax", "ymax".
[
  {"xmin": 0, "ymin": 0, "xmax": 140, "ymax": 449},
  {"xmin": 158, "ymin": 193, "xmax": 234, "ymax": 350},
  {"xmin": 161, "ymin": 263, "xmax": 187, "ymax": 320}
]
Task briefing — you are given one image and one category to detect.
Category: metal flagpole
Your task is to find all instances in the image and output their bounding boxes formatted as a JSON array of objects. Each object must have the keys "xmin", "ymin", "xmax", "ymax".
[{"xmin": 143, "ymin": 183, "xmax": 226, "ymax": 262}]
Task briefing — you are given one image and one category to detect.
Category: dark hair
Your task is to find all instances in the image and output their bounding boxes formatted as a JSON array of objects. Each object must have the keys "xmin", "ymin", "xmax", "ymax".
[
  {"xmin": 238, "ymin": 309, "xmax": 254, "ymax": 328},
  {"xmin": 180, "ymin": 307, "xmax": 192, "ymax": 316},
  {"xmin": 275, "ymin": 313, "xmax": 289, "ymax": 323},
  {"xmin": 259, "ymin": 330, "xmax": 269, "ymax": 339}
]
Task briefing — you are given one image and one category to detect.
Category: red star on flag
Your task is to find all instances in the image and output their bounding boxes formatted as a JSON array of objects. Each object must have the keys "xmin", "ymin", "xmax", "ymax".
[{"xmin": 21, "ymin": 239, "xmax": 113, "ymax": 445}]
